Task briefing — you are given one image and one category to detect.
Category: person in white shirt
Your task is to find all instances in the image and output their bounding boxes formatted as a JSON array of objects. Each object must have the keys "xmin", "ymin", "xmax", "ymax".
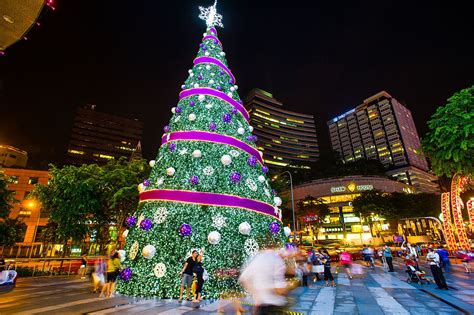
[
  {"xmin": 239, "ymin": 247, "xmax": 288, "ymax": 314},
  {"xmin": 426, "ymin": 248, "xmax": 448, "ymax": 290}
]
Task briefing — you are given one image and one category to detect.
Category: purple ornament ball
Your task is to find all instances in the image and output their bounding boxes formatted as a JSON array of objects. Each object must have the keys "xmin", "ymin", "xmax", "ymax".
[
  {"xmin": 209, "ymin": 122, "xmax": 217, "ymax": 131},
  {"xmin": 230, "ymin": 171, "xmax": 241, "ymax": 183},
  {"xmin": 189, "ymin": 100, "xmax": 195, "ymax": 107},
  {"xmin": 217, "ymin": 86, "xmax": 223, "ymax": 91},
  {"xmin": 169, "ymin": 143, "xmax": 177, "ymax": 152},
  {"xmin": 197, "ymin": 75, "xmax": 203, "ymax": 80},
  {"xmin": 201, "ymin": 44, "xmax": 207, "ymax": 50},
  {"xmin": 231, "ymin": 108, "xmax": 238, "ymax": 115},
  {"xmin": 262, "ymin": 166, "xmax": 269, "ymax": 173},
  {"xmin": 247, "ymin": 156, "xmax": 257, "ymax": 167},
  {"xmin": 143, "ymin": 179, "xmax": 150, "ymax": 187},
  {"xmin": 269, "ymin": 221, "xmax": 281, "ymax": 234},
  {"xmin": 247, "ymin": 135, "xmax": 257, "ymax": 143},
  {"xmin": 140, "ymin": 218, "xmax": 153, "ymax": 231},
  {"xmin": 125, "ymin": 216, "xmax": 137, "ymax": 228},
  {"xmin": 179, "ymin": 223, "xmax": 192, "ymax": 236},
  {"xmin": 120, "ymin": 267, "xmax": 133, "ymax": 282},
  {"xmin": 189, "ymin": 175, "xmax": 200, "ymax": 185},
  {"xmin": 223, "ymin": 113, "xmax": 232, "ymax": 123},
  {"xmin": 219, "ymin": 70, "xmax": 225, "ymax": 76},
  {"xmin": 175, "ymin": 106, "xmax": 182, "ymax": 114},
  {"xmin": 163, "ymin": 125, "xmax": 170, "ymax": 133}
]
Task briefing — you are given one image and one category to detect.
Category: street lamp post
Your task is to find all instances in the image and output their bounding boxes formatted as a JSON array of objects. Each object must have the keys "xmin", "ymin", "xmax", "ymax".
[{"xmin": 274, "ymin": 171, "xmax": 296, "ymax": 242}]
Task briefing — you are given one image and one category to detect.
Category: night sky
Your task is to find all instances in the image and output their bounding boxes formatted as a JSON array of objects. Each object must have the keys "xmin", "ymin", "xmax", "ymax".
[{"xmin": 1, "ymin": 0, "xmax": 473, "ymax": 169}]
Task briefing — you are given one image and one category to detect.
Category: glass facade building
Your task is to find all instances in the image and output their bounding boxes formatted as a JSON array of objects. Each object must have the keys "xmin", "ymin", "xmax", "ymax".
[{"xmin": 244, "ymin": 88, "xmax": 319, "ymax": 168}]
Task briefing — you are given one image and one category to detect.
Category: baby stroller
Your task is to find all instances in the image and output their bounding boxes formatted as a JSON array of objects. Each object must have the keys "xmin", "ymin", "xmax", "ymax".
[{"xmin": 406, "ymin": 265, "xmax": 428, "ymax": 284}]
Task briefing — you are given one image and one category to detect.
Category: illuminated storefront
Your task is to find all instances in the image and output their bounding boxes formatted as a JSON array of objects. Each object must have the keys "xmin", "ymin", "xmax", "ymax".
[{"xmin": 288, "ymin": 175, "xmax": 414, "ymax": 245}]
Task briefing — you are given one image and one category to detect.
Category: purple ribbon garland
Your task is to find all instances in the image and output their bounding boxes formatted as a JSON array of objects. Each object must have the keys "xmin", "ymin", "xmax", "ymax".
[
  {"xmin": 193, "ymin": 56, "xmax": 235, "ymax": 85},
  {"xmin": 179, "ymin": 87, "xmax": 249, "ymax": 121},
  {"xmin": 140, "ymin": 189, "xmax": 280, "ymax": 221},
  {"xmin": 202, "ymin": 35, "xmax": 222, "ymax": 47},
  {"xmin": 161, "ymin": 131, "xmax": 264, "ymax": 165}
]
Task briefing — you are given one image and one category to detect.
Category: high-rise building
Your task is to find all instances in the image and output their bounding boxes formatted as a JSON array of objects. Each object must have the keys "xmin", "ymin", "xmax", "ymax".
[
  {"xmin": 66, "ymin": 105, "xmax": 144, "ymax": 165},
  {"xmin": 245, "ymin": 88, "xmax": 319, "ymax": 169},
  {"xmin": 327, "ymin": 91, "xmax": 438, "ymax": 193},
  {"xmin": 0, "ymin": 144, "xmax": 28, "ymax": 168}
]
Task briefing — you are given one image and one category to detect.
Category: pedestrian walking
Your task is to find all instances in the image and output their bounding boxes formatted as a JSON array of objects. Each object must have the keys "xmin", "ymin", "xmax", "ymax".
[
  {"xmin": 79, "ymin": 254, "xmax": 88, "ymax": 279},
  {"xmin": 193, "ymin": 250, "xmax": 206, "ymax": 302},
  {"xmin": 339, "ymin": 250, "xmax": 353, "ymax": 279},
  {"xmin": 459, "ymin": 251, "xmax": 473, "ymax": 273},
  {"xmin": 239, "ymin": 246, "xmax": 289, "ymax": 314},
  {"xmin": 308, "ymin": 248, "xmax": 322, "ymax": 283},
  {"xmin": 383, "ymin": 245, "xmax": 394, "ymax": 272},
  {"xmin": 426, "ymin": 248, "xmax": 448, "ymax": 290},
  {"xmin": 100, "ymin": 251, "xmax": 121, "ymax": 298},
  {"xmin": 179, "ymin": 250, "xmax": 198, "ymax": 303},
  {"xmin": 321, "ymin": 250, "xmax": 335, "ymax": 287},
  {"xmin": 92, "ymin": 257, "xmax": 106, "ymax": 293},
  {"xmin": 436, "ymin": 246, "xmax": 451, "ymax": 273}
]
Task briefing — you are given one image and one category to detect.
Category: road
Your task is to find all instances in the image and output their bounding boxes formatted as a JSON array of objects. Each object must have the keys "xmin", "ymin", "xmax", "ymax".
[{"xmin": 0, "ymin": 260, "xmax": 473, "ymax": 314}]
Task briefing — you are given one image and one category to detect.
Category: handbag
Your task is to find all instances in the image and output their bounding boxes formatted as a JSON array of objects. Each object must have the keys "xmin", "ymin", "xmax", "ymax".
[
  {"xmin": 312, "ymin": 265, "xmax": 324, "ymax": 273},
  {"xmin": 203, "ymin": 269, "xmax": 209, "ymax": 281}
]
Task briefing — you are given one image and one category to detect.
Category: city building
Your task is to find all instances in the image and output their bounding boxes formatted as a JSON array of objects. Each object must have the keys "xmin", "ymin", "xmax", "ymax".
[
  {"xmin": 66, "ymin": 104, "xmax": 144, "ymax": 165},
  {"xmin": 2, "ymin": 168, "xmax": 49, "ymax": 248},
  {"xmin": 0, "ymin": 144, "xmax": 28, "ymax": 167},
  {"xmin": 327, "ymin": 91, "xmax": 439, "ymax": 193},
  {"xmin": 244, "ymin": 88, "xmax": 319, "ymax": 169},
  {"xmin": 288, "ymin": 175, "xmax": 414, "ymax": 245}
]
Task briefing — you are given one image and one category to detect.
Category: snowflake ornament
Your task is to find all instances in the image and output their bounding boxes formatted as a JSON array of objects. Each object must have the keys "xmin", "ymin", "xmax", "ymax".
[
  {"xmin": 153, "ymin": 207, "xmax": 168, "ymax": 224},
  {"xmin": 212, "ymin": 214, "xmax": 227, "ymax": 230},
  {"xmin": 244, "ymin": 238, "xmax": 259, "ymax": 256},
  {"xmin": 174, "ymin": 116, "xmax": 181, "ymax": 123},
  {"xmin": 229, "ymin": 150, "xmax": 240, "ymax": 157},
  {"xmin": 203, "ymin": 166, "xmax": 215, "ymax": 176},
  {"xmin": 156, "ymin": 177, "xmax": 164, "ymax": 186},
  {"xmin": 263, "ymin": 188, "xmax": 271, "ymax": 198},
  {"xmin": 179, "ymin": 148, "xmax": 188, "ymax": 155},
  {"xmin": 154, "ymin": 263, "xmax": 167, "ymax": 278},
  {"xmin": 199, "ymin": 1, "xmax": 224, "ymax": 28},
  {"xmin": 129, "ymin": 241, "xmax": 139, "ymax": 260},
  {"xmin": 246, "ymin": 178, "xmax": 258, "ymax": 192}
]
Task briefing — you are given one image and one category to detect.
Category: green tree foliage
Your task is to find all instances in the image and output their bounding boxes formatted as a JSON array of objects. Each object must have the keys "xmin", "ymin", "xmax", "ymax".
[
  {"xmin": 32, "ymin": 158, "xmax": 149, "ymax": 251},
  {"xmin": 421, "ymin": 86, "xmax": 474, "ymax": 177},
  {"xmin": 0, "ymin": 169, "xmax": 17, "ymax": 219},
  {"xmin": 296, "ymin": 195, "xmax": 330, "ymax": 219},
  {"xmin": 0, "ymin": 218, "xmax": 27, "ymax": 246},
  {"xmin": 352, "ymin": 190, "xmax": 441, "ymax": 220}
]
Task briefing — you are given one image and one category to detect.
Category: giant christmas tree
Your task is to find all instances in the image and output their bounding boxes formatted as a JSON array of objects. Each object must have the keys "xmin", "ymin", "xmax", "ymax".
[{"xmin": 116, "ymin": 1, "xmax": 286, "ymax": 298}]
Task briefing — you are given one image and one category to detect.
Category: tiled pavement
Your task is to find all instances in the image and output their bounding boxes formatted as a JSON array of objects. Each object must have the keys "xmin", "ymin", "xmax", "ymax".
[{"xmin": 0, "ymin": 262, "xmax": 472, "ymax": 314}]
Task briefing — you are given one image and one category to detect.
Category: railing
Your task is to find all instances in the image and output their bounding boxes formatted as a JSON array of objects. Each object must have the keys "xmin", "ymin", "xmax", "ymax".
[{"xmin": 1, "ymin": 257, "xmax": 103, "ymax": 277}]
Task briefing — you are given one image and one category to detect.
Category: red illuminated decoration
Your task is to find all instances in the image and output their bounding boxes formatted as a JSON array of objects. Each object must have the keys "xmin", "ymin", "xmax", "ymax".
[
  {"xmin": 441, "ymin": 192, "xmax": 457, "ymax": 250},
  {"xmin": 451, "ymin": 174, "xmax": 470, "ymax": 250}
]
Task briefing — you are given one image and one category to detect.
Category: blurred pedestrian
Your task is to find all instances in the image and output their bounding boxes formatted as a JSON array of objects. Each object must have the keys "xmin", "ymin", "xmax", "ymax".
[
  {"xmin": 100, "ymin": 252, "xmax": 120, "ymax": 298},
  {"xmin": 459, "ymin": 251, "xmax": 473, "ymax": 273},
  {"xmin": 308, "ymin": 248, "xmax": 322, "ymax": 283},
  {"xmin": 92, "ymin": 257, "xmax": 106, "ymax": 293},
  {"xmin": 339, "ymin": 250, "xmax": 353, "ymax": 279},
  {"xmin": 321, "ymin": 250, "xmax": 335, "ymax": 287},
  {"xmin": 239, "ymin": 246, "xmax": 289, "ymax": 314},
  {"xmin": 426, "ymin": 248, "xmax": 448, "ymax": 290},
  {"xmin": 79, "ymin": 254, "xmax": 88, "ymax": 279},
  {"xmin": 436, "ymin": 246, "xmax": 451, "ymax": 273},
  {"xmin": 383, "ymin": 245, "xmax": 394, "ymax": 272},
  {"xmin": 179, "ymin": 250, "xmax": 198, "ymax": 303}
]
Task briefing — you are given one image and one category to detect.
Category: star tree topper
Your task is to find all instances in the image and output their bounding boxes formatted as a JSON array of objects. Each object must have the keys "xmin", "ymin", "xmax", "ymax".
[{"xmin": 199, "ymin": 0, "xmax": 224, "ymax": 28}]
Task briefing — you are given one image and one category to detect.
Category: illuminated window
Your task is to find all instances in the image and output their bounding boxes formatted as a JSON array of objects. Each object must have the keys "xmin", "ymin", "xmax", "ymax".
[
  {"xmin": 93, "ymin": 153, "xmax": 114, "ymax": 160},
  {"xmin": 287, "ymin": 118, "xmax": 304, "ymax": 124},
  {"xmin": 255, "ymin": 109, "xmax": 270, "ymax": 115},
  {"xmin": 264, "ymin": 160, "xmax": 288, "ymax": 167},
  {"xmin": 272, "ymin": 139, "xmax": 281, "ymax": 144},
  {"xmin": 28, "ymin": 177, "xmax": 39, "ymax": 185},
  {"xmin": 19, "ymin": 210, "xmax": 31, "ymax": 217},
  {"xmin": 9, "ymin": 176, "xmax": 19, "ymax": 184},
  {"xmin": 68, "ymin": 149, "xmax": 85, "ymax": 155}
]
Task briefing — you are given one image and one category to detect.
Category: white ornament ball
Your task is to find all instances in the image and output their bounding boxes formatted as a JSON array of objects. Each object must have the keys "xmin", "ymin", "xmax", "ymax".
[
  {"xmin": 118, "ymin": 249, "xmax": 126, "ymax": 262},
  {"xmin": 239, "ymin": 222, "xmax": 252, "ymax": 235},
  {"xmin": 211, "ymin": 72, "xmax": 215, "ymax": 76},
  {"xmin": 208, "ymin": 231, "xmax": 221, "ymax": 245},
  {"xmin": 209, "ymin": 79, "xmax": 215, "ymax": 84},
  {"xmin": 198, "ymin": 95, "xmax": 205, "ymax": 102},
  {"xmin": 188, "ymin": 69, "xmax": 193, "ymax": 74},
  {"xmin": 258, "ymin": 175, "xmax": 266, "ymax": 183},
  {"xmin": 190, "ymin": 73, "xmax": 194, "ymax": 77},
  {"xmin": 248, "ymin": 126, "xmax": 254, "ymax": 132},
  {"xmin": 138, "ymin": 183, "xmax": 145, "ymax": 192},
  {"xmin": 166, "ymin": 167, "xmax": 175, "ymax": 176},
  {"xmin": 234, "ymin": 85, "xmax": 239, "ymax": 90},
  {"xmin": 230, "ymin": 87, "xmax": 235, "ymax": 92},
  {"xmin": 149, "ymin": 160, "xmax": 156, "ymax": 167},
  {"xmin": 237, "ymin": 127, "xmax": 245, "ymax": 135},
  {"xmin": 205, "ymin": 51, "xmax": 210, "ymax": 56},
  {"xmin": 284, "ymin": 226, "xmax": 292, "ymax": 237},
  {"xmin": 221, "ymin": 154, "xmax": 232, "ymax": 166},
  {"xmin": 192, "ymin": 150, "xmax": 202, "ymax": 158},
  {"xmin": 227, "ymin": 92, "xmax": 233, "ymax": 97},
  {"xmin": 203, "ymin": 32, "xmax": 207, "ymax": 36},
  {"xmin": 259, "ymin": 151, "xmax": 264, "ymax": 158},
  {"xmin": 181, "ymin": 85, "xmax": 186, "ymax": 89},
  {"xmin": 206, "ymin": 65, "xmax": 211, "ymax": 70},
  {"xmin": 188, "ymin": 113, "xmax": 196, "ymax": 121},
  {"xmin": 220, "ymin": 52, "xmax": 225, "ymax": 56},
  {"xmin": 142, "ymin": 245, "xmax": 156, "ymax": 259},
  {"xmin": 194, "ymin": 83, "xmax": 200, "ymax": 88},
  {"xmin": 205, "ymin": 104, "xmax": 213, "ymax": 109},
  {"xmin": 171, "ymin": 107, "xmax": 176, "ymax": 114},
  {"xmin": 274, "ymin": 197, "xmax": 282, "ymax": 207},
  {"xmin": 122, "ymin": 229, "xmax": 129, "ymax": 238}
]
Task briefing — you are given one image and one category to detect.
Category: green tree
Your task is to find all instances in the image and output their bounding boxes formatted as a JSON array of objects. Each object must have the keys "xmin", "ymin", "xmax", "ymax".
[
  {"xmin": 0, "ymin": 218, "xmax": 27, "ymax": 246},
  {"xmin": 0, "ymin": 169, "xmax": 17, "ymax": 219},
  {"xmin": 421, "ymin": 85, "xmax": 474, "ymax": 177}
]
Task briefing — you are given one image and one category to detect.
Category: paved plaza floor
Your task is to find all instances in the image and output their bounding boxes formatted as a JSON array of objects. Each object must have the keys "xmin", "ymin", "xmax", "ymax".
[{"xmin": 0, "ymin": 259, "xmax": 473, "ymax": 314}]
